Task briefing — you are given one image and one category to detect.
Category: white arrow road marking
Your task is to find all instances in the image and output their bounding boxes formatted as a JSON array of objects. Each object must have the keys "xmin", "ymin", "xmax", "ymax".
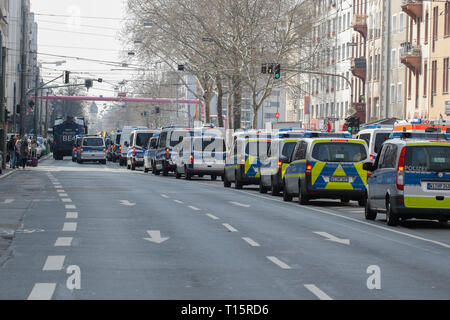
[
  {"xmin": 120, "ymin": 200, "xmax": 136, "ymax": 206},
  {"xmin": 1, "ymin": 199, "xmax": 14, "ymax": 204},
  {"xmin": 314, "ymin": 231, "xmax": 350, "ymax": 245},
  {"xmin": 143, "ymin": 230, "xmax": 169, "ymax": 244},
  {"xmin": 28, "ymin": 283, "xmax": 56, "ymax": 300},
  {"xmin": 229, "ymin": 201, "xmax": 250, "ymax": 208},
  {"xmin": 304, "ymin": 284, "xmax": 333, "ymax": 300}
]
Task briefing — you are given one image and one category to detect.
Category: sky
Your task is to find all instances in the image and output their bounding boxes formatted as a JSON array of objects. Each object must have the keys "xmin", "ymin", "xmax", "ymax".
[{"xmin": 30, "ymin": 0, "xmax": 136, "ymax": 103}]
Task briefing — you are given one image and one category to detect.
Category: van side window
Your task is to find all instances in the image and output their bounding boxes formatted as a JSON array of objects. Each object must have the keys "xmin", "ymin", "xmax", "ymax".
[
  {"xmin": 159, "ymin": 132, "xmax": 167, "ymax": 147},
  {"xmin": 293, "ymin": 141, "xmax": 307, "ymax": 161},
  {"xmin": 377, "ymin": 144, "xmax": 389, "ymax": 169},
  {"xmin": 383, "ymin": 144, "xmax": 397, "ymax": 168},
  {"xmin": 359, "ymin": 133, "xmax": 371, "ymax": 147}
]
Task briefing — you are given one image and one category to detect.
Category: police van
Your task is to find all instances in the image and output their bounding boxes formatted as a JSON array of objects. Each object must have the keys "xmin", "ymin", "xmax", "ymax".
[
  {"xmin": 76, "ymin": 135, "xmax": 107, "ymax": 164},
  {"xmin": 126, "ymin": 129, "xmax": 159, "ymax": 170},
  {"xmin": 364, "ymin": 134, "xmax": 450, "ymax": 226},
  {"xmin": 355, "ymin": 125, "xmax": 393, "ymax": 161},
  {"xmin": 119, "ymin": 126, "xmax": 148, "ymax": 166},
  {"xmin": 283, "ymin": 138, "xmax": 369, "ymax": 205},
  {"xmin": 224, "ymin": 133, "xmax": 271, "ymax": 189},
  {"xmin": 260, "ymin": 131, "xmax": 352, "ymax": 196}
]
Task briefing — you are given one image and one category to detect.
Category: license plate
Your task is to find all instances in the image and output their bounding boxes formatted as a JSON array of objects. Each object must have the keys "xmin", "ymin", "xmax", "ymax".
[
  {"xmin": 427, "ymin": 182, "xmax": 450, "ymax": 190},
  {"xmin": 330, "ymin": 176, "xmax": 349, "ymax": 183}
]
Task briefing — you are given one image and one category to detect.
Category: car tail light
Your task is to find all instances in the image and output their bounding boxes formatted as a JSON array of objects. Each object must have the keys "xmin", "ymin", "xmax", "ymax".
[
  {"xmin": 240, "ymin": 157, "xmax": 245, "ymax": 165},
  {"xmin": 103, "ymin": 148, "xmax": 106, "ymax": 153},
  {"xmin": 370, "ymin": 155, "xmax": 374, "ymax": 161},
  {"xmin": 396, "ymin": 146, "xmax": 406, "ymax": 191},
  {"xmin": 278, "ymin": 160, "xmax": 282, "ymax": 168},
  {"xmin": 119, "ymin": 145, "xmax": 122, "ymax": 152},
  {"xmin": 80, "ymin": 148, "xmax": 84, "ymax": 153},
  {"xmin": 190, "ymin": 154, "xmax": 194, "ymax": 164},
  {"xmin": 306, "ymin": 161, "xmax": 312, "ymax": 176}
]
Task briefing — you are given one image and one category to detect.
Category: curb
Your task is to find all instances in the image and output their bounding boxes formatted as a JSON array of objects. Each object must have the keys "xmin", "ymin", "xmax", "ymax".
[{"xmin": 0, "ymin": 170, "xmax": 16, "ymax": 180}]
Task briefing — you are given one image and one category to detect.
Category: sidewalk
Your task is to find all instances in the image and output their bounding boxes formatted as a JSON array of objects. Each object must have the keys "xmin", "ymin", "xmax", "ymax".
[{"xmin": 0, "ymin": 153, "xmax": 52, "ymax": 180}]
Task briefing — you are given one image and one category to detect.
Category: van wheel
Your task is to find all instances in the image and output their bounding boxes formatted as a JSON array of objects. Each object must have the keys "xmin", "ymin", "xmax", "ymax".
[
  {"xmin": 175, "ymin": 170, "xmax": 181, "ymax": 179},
  {"xmin": 365, "ymin": 196, "xmax": 377, "ymax": 220},
  {"xmin": 224, "ymin": 173, "xmax": 231, "ymax": 188},
  {"xmin": 439, "ymin": 219, "xmax": 448, "ymax": 224},
  {"xmin": 234, "ymin": 170, "xmax": 243, "ymax": 189},
  {"xmin": 358, "ymin": 198, "xmax": 365, "ymax": 207},
  {"xmin": 298, "ymin": 182, "xmax": 309, "ymax": 205},
  {"xmin": 211, "ymin": 175, "xmax": 217, "ymax": 181},
  {"xmin": 144, "ymin": 167, "xmax": 149, "ymax": 173},
  {"xmin": 185, "ymin": 166, "xmax": 191, "ymax": 180},
  {"xmin": 271, "ymin": 185, "xmax": 281, "ymax": 196},
  {"xmin": 386, "ymin": 197, "xmax": 399, "ymax": 226},
  {"xmin": 101, "ymin": 160, "xmax": 106, "ymax": 165},
  {"xmin": 259, "ymin": 181, "xmax": 268, "ymax": 194},
  {"xmin": 131, "ymin": 162, "xmax": 136, "ymax": 171},
  {"xmin": 283, "ymin": 183, "xmax": 292, "ymax": 202}
]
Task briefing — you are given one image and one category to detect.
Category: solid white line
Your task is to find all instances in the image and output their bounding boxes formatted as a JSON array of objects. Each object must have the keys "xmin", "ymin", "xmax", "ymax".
[
  {"xmin": 161, "ymin": 194, "xmax": 169, "ymax": 198},
  {"xmin": 304, "ymin": 284, "xmax": 333, "ymax": 300},
  {"xmin": 242, "ymin": 237, "xmax": 260, "ymax": 247},
  {"xmin": 43, "ymin": 256, "xmax": 65, "ymax": 271},
  {"xmin": 188, "ymin": 206, "xmax": 201, "ymax": 211},
  {"xmin": 58, "ymin": 193, "xmax": 68, "ymax": 197},
  {"xmin": 66, "ymin": 212, "xmax": 78, "ymax": 219},
  {"xmin": 65, "ymin": 204, "xmax": 76, "ymax": 209},
  {"xmin": 28, "ymin": 283, "xmax": 56, "ymax": 300},
  {"xmin": 55, "ymin": 237, "xmax": 73, "ymax": 246},
  {"xmin": 63, "ymin": 222, "xmax": 77, "ymax": 232},
  {"xmin": 174, "ymin": 200, "xmax": 184, "ymax": 204},
  {"xmin": 206, "ymin": 213, "xmax": 219, "ymax": 220},
  {"xmin": 223, "ymin": 223, "xmax": 238, "ymax": 232},
  {"xmin": 61, "ymin": 198, "xmax": 72, "ymax": 203},
  {"xmin": 229, "ymin": 201, "xmax": 250, "ymax": 208},
  {"xmin": 266, "ymin": 256, "xmax": 291, "ymax": 269}
]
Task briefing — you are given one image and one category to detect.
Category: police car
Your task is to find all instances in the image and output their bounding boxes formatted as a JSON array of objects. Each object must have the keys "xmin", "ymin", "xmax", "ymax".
[
  {"xmin": 283, "ymin": 138, "xmax": 369, "ymax": 205},
  {"xmin": 224, "ymin": 133, "xmax": 271, "ymax": 189},
  {"xmin": 364, "ymin": 134, "xmax": 450, "ymax": 226},
  {"xmin": 76, "ymin": 135, "xmax": 107, "ymax": 164}
]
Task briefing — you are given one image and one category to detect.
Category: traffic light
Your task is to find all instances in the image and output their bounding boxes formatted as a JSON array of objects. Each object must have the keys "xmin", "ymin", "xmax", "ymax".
[
  {"xmin": 85, "ymin": 79, "xmax": 93, "ymax": 89},
  {"xmin": 178, "ymin": 65, "xmax": 185, "ymax": 71},
  {"xmin": 64, "ymin": 71, "xmax": 70, "ymax": 84},
  {"xmin": 345, "ymin": 116, "xmax": 354, "ymax": 133},
  {"xmin": 267, "ymin": 63, "xmax": 275, "ymax": 74},
  {"xmin": 98, "ymin": 78, "xmax": 103, "ymax": 83},
  {"xmin": 16, "ymin": 104, "xmax": 20, "ymax": 114},
  {"xmin": 261, "ymin": 64, "xmax": 267, "ymax": 74},
  {"xmin": 354, "ymin": 117, "xmax": 360, "ymax": 133},
  {"xmin": 274, "ymin": 64, "xmax": 281, "ymax": 80},
  {"xmin": 155, "ymin": 106, "xmax": 160, "ymax": 114}
]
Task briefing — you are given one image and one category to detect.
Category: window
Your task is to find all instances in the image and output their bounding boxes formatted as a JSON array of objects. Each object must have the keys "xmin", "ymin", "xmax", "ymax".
[
  {"xmin": 445, "ymin": 3, "xmax": 450, "ymax": 37},
  {"xmin": 425, "ymin": 11, "xmax": 429, "ymax": 44},
  {"xmin": 83, "ymin": 138, "xmax": 104, "ymax": 147},
  {"xmin": 359, "ymin": 134, "xmax": 371, "ymax": 147},
  {"xmin": 444, "ymin": 58, "xmax": 449, "ymax": 94},
  {"xmin": 405, "ymin": 146, "xmax": 450, "ymax": 172},
  {"xmin": 374, "ymin": 133, "xmax": 391, "ymax": 155},
  {"xmin": 424, "ymin": 62, "xmax": 428, "ymax": 97},
  {"xmin": 391, "ymin": 49, "xmax": 396, "ymax": 67},
  {"xmin": 399, "ymin": 13, "xmax": 404, "ymax": 32},
  {"xmin": 392, "ymin": 14, "xmax": 397, "ymax": 33},
  {"xmin": 397, "ymin": 83, "xmax": 403, "ymax": 103},
  {"xmin": 311, "ymin": 142, "xmax": 367, "ymax": 162},
  {"xmin": 433, "ymin": 6, "xmax": 438, "ymax": 52},
  {"xmin": 408, "ymin": 70, "xmax": 412, "ymax": 100},
  {"xmin": 432, "ymin": 60, "xmax": 437, "ymax": 98},
  {"xmin": 379, "ymin": 144, "xmax": 397, "ymax": 169},
  {"xmin": 293, "ymin": 141, "xmax": 307, "ymax": 161},
  {"xmin": 390, "ymin": 84, "xmax": 396, "ymax": 104}
]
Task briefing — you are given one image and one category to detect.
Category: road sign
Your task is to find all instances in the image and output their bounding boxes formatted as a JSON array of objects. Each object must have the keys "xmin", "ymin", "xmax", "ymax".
[
  {"xmin": 304, "ymin": 96, "xmax": 311, "ymax": 115},
  {"xmin": 118, "ymin": 92, "xmax": 127, "ymax": 98},
  {"xmin": 348, "ymin": 107, "xmax": 357, "ymax": 116}
]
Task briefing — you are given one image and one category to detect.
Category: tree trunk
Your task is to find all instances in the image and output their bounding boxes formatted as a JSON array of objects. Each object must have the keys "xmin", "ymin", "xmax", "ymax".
[
  {"xmin": 228, "ymin": 90, "xmax": 233, "ymax": 130},
  {"xmin": 232, "ymin": 73, "xmax": 241, "ymax": 129},
  {"xmin": 204, "ymin": 94, "xmax": 211, "ymax": 124},
  {"xmin": 216, "ymin": 75, "xmax": 224, "ymax": 128}
]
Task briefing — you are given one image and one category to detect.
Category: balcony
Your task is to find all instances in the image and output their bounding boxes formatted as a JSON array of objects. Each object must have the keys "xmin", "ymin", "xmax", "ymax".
[
  {"xmin": 352, "ymin": 14, "xmax": 367, "ymax": 40},
  {"xmin": 351, "ymin": 58, "xmax": 366, "ymax": 82},
  {"xmin": 400, "ymin": 42, "xmax": 422, "ymax": 74},
  {"xmin": 401, "ymin": 0, "xmax": 423, "ymax": 21}
]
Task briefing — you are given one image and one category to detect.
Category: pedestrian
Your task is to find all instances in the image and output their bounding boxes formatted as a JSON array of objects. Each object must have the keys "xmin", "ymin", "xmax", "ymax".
[
  {"xmin": 30, "ymin": 137, "xmax": 38, "ymax": 158},
  {"xmin": 14, "ymin": 135, "xmax": 21, "ymax": 169},
  {"xmin": 7, "ymin": 135, "xmax": 17, "ymax": 169},
  {"xmin": 18, "ymin": 136, "xmax": 29, "ymax": 170}
]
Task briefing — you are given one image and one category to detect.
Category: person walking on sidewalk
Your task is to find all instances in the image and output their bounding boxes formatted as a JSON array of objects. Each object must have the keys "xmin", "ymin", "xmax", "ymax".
[
  {"xmin": 7, "ymin": 135, "xmax": 17, "ymax": 169},
  {"xmin": 17, "ymin": 136, "xmax": 29, "ymax": 170},
  {"xmin": 30, "ymin": 137, "xmax": 38, "ymax": 158}
]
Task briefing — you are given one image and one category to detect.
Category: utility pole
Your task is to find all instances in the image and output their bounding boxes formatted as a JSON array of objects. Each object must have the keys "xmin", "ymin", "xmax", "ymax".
[
  {"xmin": 33, "ymin": 67, "xmax": 39, "ymax": 137},
  {"xmin": 44, "ymin": 91, "xmax": 49, "ymax": 138},
  {"xmin": 19, "ymin": 0, "xmax": 28, "ymax": 135},
  {"xmin": 0, "ymin": 33, "xmax": 5, "ymax": 170}
]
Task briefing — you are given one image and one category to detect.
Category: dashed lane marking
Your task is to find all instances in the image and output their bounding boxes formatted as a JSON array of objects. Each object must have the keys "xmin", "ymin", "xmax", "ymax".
[
  {"xmin": 65, "ymin": 205, "xmax": 76, "ymax": 210},
  {"xmin": 54, "ymin": 237, "xmax": 73, "ymax": 247},
  {"xmin": 266, "ymin": 256, "xmax": 291, "ymax": 269},
  {"xmin": 66, "ymin": 212, "xmax": 78, "ymax": 219},
  {"xmin": 58, "ymin": 193, "xmax": 68, "ymax": 197},
  {"xmin": 229, "ymin": 201, "xmax": 250, "ymax": 208},
  {"xmin": 206, "ymin": 213, "xmax": 219, "ymax": 220},
  {"xmin": 43, "ymin": 256, "xmax": 65, "ymax": 271},
  {"xmin": 61, "ymin": 198, "xmax": 72, "ymax": 203},
  {"xmin": 174, "ymin": 200, "xmax": 184, "ymax": 204},
  {"xmin": 242, "ymin": 237, "xmax": 260, "ymax": 247},
  {"xmin": 28, "ymin": 283, "xmax": 56, "ymax": 300},
  {"xmin": 304, "ymin": 284, "xmax": 333, "ymax": 300},
  {"xmin": 223, "ymin": 223, "xmax": 238, "ymax": 232},
  {"xmin": 188, "ymin": 206, "xmax": 201, "ymax": 211},
  {"xmin": 62, "ymin": 222, "xmax": 77, "ymax": 232},
  {"xmin": 56, "ymin": 190, "xmax": 65, "ymax": 193},
  {"xmin": 161, "ymin": 194, "xmax": 169, "ymax": 199}
]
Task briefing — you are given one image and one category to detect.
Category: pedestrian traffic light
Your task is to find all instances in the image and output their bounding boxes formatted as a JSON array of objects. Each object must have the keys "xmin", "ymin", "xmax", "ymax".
[
  {"xmin": 275, "ymin": 112, "xmax": 280, "ymax": 119},
  {"xmin": 85, "ymin": 79, "xmax": 93, "ymax": 89},
  {"xmin": 274, "ymin": 64, "xmax": 281, "ymax": 80},
  {"xmin": 64, "ymin": 71, "xmax": 70, "ymax": 84}
]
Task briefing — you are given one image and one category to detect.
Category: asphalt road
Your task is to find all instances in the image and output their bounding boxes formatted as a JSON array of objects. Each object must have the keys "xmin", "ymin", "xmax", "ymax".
[{"xmin": 0, "ymin": 156, "xmax": 450, "ymax": 300}]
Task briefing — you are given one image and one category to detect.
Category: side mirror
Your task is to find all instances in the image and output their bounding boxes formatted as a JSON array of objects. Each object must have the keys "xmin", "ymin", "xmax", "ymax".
[
  {"xmin": 124, "ymin": 141, "xmax": 129, "ymax": 147},
  {"xmin": 363, "ymin": 162, "xmax": 374, "ymax": 171}
]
